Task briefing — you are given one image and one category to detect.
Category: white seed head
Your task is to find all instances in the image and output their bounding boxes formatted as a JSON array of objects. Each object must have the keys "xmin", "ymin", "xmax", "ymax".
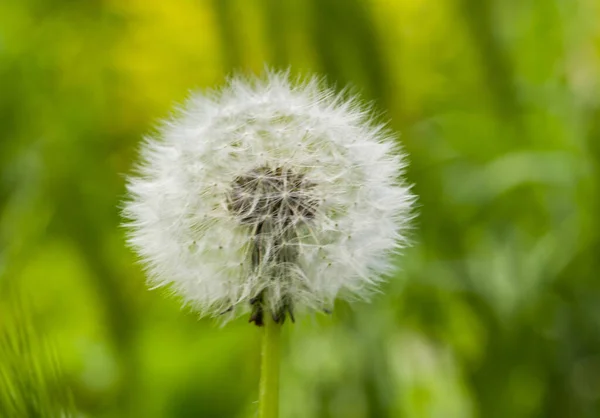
[{"xmin": 123, "ymin": 71, "xmax": 415, "ymax": 324}]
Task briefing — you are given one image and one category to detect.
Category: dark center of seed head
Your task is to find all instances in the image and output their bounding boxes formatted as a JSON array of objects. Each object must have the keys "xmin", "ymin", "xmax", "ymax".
[
  {"xmin": 227, "ymin": 166, "xmax": 318, "ymax": 227},
  {"xmin": 226, "ymin": 166, "xmax": 318, "ymax": 326}
]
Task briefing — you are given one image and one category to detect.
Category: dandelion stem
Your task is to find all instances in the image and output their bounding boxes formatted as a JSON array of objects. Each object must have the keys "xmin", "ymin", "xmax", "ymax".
[{"xmin": 258, "ymin": 313, "xmax": 281, "ymax": 418}]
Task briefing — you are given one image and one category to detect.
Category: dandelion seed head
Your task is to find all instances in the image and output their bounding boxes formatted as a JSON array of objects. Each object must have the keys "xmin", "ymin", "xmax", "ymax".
[{"xmin": 123, "ymin": 71, "xmax": 415, "ymax": 323}]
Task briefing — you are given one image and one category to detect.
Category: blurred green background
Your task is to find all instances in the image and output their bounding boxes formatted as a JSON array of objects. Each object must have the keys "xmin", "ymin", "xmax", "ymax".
[{"xmin": 1, "ymin": 0, "xmax": 600, "ymax": 417}]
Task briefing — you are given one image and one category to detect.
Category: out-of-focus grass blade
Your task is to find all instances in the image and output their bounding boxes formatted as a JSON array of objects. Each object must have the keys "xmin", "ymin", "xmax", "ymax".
[{"xmin": 0, "ymin": 296, "xmax": 75, "ymax": 418}]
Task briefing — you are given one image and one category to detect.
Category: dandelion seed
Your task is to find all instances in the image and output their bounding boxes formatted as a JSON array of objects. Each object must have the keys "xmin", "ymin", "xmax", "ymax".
[{"xmin": 123, "ymin": 71, "xmax": 415, "ymax": 324}]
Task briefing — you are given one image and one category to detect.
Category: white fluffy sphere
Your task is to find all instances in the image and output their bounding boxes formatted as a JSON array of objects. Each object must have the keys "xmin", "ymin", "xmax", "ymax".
[{"xmin": 123, "ymin": 71, "xmax": 414, "ymax": 324}]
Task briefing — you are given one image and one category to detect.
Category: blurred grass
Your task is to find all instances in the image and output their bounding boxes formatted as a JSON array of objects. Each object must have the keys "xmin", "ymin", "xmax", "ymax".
[
  {"xmin": 0, "ymin": 295, "xmax": 75, "ymax": 417},
  {"xmin": 1, "ymin": 0, "xmax": 600, "ymax": 417}
]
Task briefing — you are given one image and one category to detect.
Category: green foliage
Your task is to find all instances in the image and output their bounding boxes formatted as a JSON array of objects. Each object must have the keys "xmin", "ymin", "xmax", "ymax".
[
  {"xmin": 0, "ymin": 297, "xmax": 74, "ymax": 417},
  {"xmin": 1, "ymin": 0, "xmax": 600, "ymax": 417}
]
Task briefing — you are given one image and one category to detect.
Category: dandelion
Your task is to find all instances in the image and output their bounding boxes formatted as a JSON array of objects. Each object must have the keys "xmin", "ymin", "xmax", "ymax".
[{"xmin": 123, "ymin": 70, "xmax": 414, "ymax": 417}]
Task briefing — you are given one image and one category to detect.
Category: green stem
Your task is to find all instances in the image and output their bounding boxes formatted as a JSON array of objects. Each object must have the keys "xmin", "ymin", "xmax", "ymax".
[{"xmin": 258, "ymin": 313, "xmax": 281, "ymax": 418}]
